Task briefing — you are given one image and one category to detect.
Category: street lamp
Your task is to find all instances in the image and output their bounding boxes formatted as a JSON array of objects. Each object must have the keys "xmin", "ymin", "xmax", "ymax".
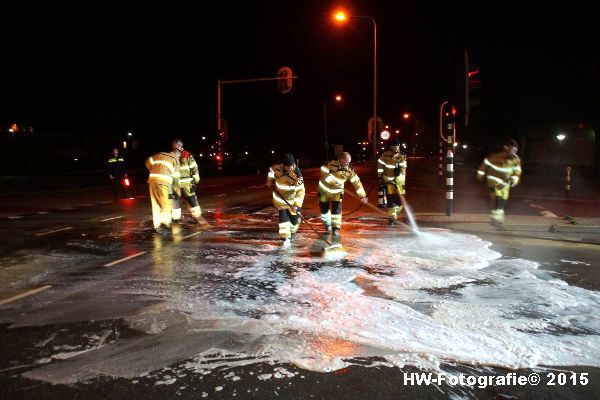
[
  {"xmin": 323, "ymin": 93, "xmax": 344, "ymax": 161},
  {"xmin": 403, "ymin": 113, "xmax": 410, "ymax": 120},
  {"xmin": 556, "ymin": 133, "xmax": 566, "ymax": 141},
  {"xmin": 333, "ymin": 9, "xmax": 377, "ymax": 164}
]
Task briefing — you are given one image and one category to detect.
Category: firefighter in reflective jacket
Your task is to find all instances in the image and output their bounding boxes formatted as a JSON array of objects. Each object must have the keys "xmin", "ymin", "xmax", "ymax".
[
  {"xmin": 267, "ymin": 153, "xmax": 305, "ymax": 247},
  {"xmin": 477, "ymin": 139, "xmax": 522, "ymax": 226},
  {"xmin": 145, "ymin": 147, "xmax": 181, "ymax": 233},
  {"xmin": 170, "ymin": 139, "xmax": 203, "ymax": 223},
  {"xmin": 319, "ymin": 152, "xmax": 368, "ymax": 236},
  {"xmin": 107, "ymin": 148, "xmax": 129, "ymax": 199},
  {"xmin": 378, "ymin": 137, "xmax": 407, "ymax": 224}
]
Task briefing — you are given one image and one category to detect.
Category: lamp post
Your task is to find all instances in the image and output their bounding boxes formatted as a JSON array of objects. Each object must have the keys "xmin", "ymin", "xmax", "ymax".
[
  {"xmin": 333, "ymin": 10, "xmax": 377, "ymax": 165},
  {"xmin": 323, "ymin": 93, "xmax": 343, "ymax": 161},
  {"xmin": 323, "ymin": 94, "xmax": 344, "ymax": 161}
]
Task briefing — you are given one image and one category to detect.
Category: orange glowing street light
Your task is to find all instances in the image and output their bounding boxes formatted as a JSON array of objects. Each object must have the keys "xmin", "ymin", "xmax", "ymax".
[
  {"xmin": 333, "ymin": 10, "xmax": 347, "ymax": 22},
  {"xmin": 334, "ymin": 94, "xmax": 343, "ymax": 102},
  {"xmin": 403, "ymin": 113, "xmax": 410, "ymax": 120},
  {"xmin": 331, "ymin": 8, "xmax": 378, "ymax": 166}
]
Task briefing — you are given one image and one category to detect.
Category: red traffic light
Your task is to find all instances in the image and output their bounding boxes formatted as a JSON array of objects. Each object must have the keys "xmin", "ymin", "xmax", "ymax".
[
  {"xmin": 215, "ymin": 154, "xmax": 222, "ymax": 161},
  {"xmin": 123, "ymin": 178, "xmax": 131, "ymax": 188},
  {"xmin": 277, "ymin": 66, "xmax": 293, "ymax": 94}
]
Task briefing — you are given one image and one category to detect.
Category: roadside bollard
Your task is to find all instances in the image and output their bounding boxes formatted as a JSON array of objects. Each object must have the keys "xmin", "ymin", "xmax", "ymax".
[{"xmin": 565, "ymin": 166, "xmax": 571, "ymax": 198}]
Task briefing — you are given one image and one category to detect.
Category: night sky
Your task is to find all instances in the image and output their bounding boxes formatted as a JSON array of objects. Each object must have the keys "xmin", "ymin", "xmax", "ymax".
[{"xmin": 2, "ymin": 1, "xmax": 599, "ymax": 157}]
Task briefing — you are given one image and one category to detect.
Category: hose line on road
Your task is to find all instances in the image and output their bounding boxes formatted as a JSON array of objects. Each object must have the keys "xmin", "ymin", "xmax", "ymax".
[{"xmin": 344, "ymin": 183, "xmax": 379, "ymax": 217}]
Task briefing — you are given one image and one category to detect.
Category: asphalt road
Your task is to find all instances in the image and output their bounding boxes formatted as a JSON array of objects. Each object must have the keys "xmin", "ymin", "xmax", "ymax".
[{"xmin": 1, "ymin": 160, "xmax": 599, "ymax": 399}]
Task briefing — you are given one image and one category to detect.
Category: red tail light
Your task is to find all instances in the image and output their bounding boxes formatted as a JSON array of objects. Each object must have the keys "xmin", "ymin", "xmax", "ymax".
[{"xmin": 123, "ymin": 178, "xmax": 131, "ymax": 187}]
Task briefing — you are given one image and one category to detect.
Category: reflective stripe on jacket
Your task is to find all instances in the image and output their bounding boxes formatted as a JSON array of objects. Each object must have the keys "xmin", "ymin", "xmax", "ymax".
[
  {"xmin": 477, "ymin": 151, "xmax": 522, "ymax": 188},
  {"xmin": 145, "ymin": 152, "xmax": 180, "ymax": 186},
  {"xmin": 179, "ymin": 150, "xmax": 200, "ymax": 186},
  {"xmin": 378, "ymin": 150, "xmax": 407, "ymax": 185},
  {"xmin": 267, "ymin": 163, "xmax": 305, "ymax": 210},
  {"xmin": 319, "ymin": 160, "xmax": 366, "ymax": 198}
]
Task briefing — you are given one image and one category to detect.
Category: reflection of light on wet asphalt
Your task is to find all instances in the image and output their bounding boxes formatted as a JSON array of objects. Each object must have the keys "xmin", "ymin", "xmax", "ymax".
[
  {"xmin": 34, "ymin": 226, "xmax": 73, "ymax": 236},
  {"xmin": 11, "ymin": 214, "xmax": 600, "ymax": 385}
]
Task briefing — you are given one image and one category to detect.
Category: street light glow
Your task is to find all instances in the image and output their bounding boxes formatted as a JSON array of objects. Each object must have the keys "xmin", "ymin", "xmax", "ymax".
[
  {"xmin": 335, "ymin": 94, "xmax": 342, "ymax": 102},
  {"xmin": 556, "ymin": 134, "xmax": 566, "ymax": 141},
  {"xmin": 403, "ymin": 113, "xmax": 410, "ymax": 119},
  {"xmin": 463, "ymin": 144, "xmax": 468, "ymax": 149},
  {"xmin": 127, "ymin": 132, "xmax": 133, "ymax": 136},
  {"xmin": 333, "ymin": 10, "xmax": 347, "ymax": 22},
  {"xmin": 202, "ymin": 136, "xmax": 206, "ymax": 140},
  {"xmin": 395, "ymin": 130, "xmax": 400, "ymax": 134}
]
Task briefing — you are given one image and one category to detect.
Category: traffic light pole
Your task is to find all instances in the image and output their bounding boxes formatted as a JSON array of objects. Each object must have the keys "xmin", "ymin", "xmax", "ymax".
[
  {"xmin": 323, "ymin": 101, "xmax": 330, "ymax": 161},
  {"xmin": 445, "ymin": 113, "xmax": 456, "ymax": 216}
]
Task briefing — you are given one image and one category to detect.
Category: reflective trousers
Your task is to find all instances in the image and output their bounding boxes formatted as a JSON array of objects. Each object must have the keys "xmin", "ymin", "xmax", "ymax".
[{"xmin": 149, "ymin": 183, "xmax": 172, "ymax": 229}]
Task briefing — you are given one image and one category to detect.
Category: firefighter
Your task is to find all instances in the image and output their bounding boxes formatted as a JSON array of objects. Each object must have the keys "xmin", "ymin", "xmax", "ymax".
[
  {"xmin": 266, "ymin": 153, "xmax": 305, "ymax": 247},
  {"xmin": 319, "ymin": 152, "xmax": 368, "ymax": 236},
  {"xmin": 378, "ymin": 137, "xmax": 407, "ymax": 225},
  {"xmin": 107, "ymin": 148, "xmax": 130, "ymax": 199},
  {"xmin": 145, "ymin": 146, "xmax": 181, "ymax": 234},
  {"xmin": 170, "ymin": 139, "xmax": 204, "ymax": 224},
  {"xmin": 477, "ymin": 139, "xmax": 522, "ymax": 226}
]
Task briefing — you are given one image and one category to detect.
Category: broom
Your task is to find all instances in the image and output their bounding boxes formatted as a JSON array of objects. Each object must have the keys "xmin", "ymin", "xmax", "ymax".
[{"xmin": 273, "ymin": 188, "xmax": 345, "ymax": 256}]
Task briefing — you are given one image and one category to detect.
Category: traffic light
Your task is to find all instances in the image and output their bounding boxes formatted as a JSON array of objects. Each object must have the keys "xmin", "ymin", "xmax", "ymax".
[
  {"xmin": 277, "ymin": 66, "xmax": 293, "ymax": 94},
  {"xmin": 466, "ymin": 62, "xmax": 481, "ymax": 120},
  {"xmin": 454, "ymin": 49, "xmax": 481, "ymax": 127}
]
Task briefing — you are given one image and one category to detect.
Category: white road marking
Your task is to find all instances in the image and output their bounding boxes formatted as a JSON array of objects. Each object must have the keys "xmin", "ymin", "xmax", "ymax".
[
  {"xmin": 100, "ymin": 216, "xmax": 123, "ymax": 222},
  {"xmin": 7, "ymin": 216, "xmax": 23, "ymax": 219},
  {"xmin": 182, "ymin": 231, "xmax": 203, "ymax": 240},
  {"xmin": 37, "ymin": 211, "xmax": 50, "ymax": 215},
  {"xmin": 103, "ymin": 251, "xmax": 147, "ymax": 267},
  {"xmin": 0, "ymin": 285, "xmax": 52, "ymax": 307},
  {"xmin": 540, "ymin": 210, "xmax": 559, "ymax": 218},
  {"xmin": 216, "ymin": 194, "xmax": 226, "ymax": 197},
  {"xmin": 525, "ymin": 199, "xmax": 559, "ymax": 218},
  {"xmin": 35, "ymin": 227, "xmax": 73, "ymax": 236}
]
